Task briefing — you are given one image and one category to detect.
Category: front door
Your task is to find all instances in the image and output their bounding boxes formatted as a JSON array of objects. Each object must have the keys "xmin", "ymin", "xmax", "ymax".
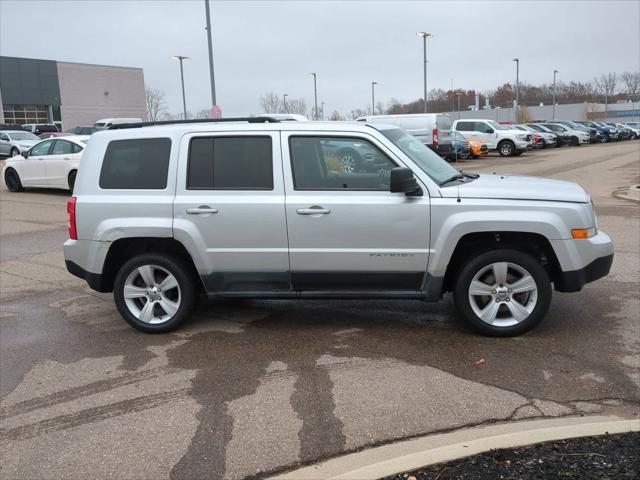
[
  {"xmin": 281, "ymin": 132, "xmax": 430, "ymax": 291},
  {"xmin": 173, "ymin": 131, "xmax": 290, "ymax": 292},
  {"xmin": 21, "ymin": 139, "xmax": 53, "ymax": 185},
  {"xmin": 46, "ymin": 139, "xmax": 76, "ymax": 187},
  {"xmin": 0, "ymin": 133, "xmax": 10, "ymax": 156}
]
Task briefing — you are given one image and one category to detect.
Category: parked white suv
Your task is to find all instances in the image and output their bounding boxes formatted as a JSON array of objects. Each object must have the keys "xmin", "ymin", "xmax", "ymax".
[
  {"xmin": 63, "ymin": 118, "xmax": 613, "ymax": 336},
  {"xmin": 452, "ymin": 119, "xmax": 531, "ymax": 156}
]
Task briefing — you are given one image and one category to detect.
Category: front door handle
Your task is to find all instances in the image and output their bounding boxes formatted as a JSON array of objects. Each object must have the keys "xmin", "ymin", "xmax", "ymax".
[
  {"xmin": 297, "ymin": 206, "xmax": 331, "ymax": 215},
  {"xmin": 186, "ymin": 206, "xmax": 219, "ymax": 215}
]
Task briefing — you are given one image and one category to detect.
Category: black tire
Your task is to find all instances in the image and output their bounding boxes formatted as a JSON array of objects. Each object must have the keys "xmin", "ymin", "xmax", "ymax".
[
  {"xmin": 497, "ymin": 140, "xmax": 515, "ymax": 157},
  {"xmin": 113, "ymin": 253, "xmax": 197, "ymax": 333},
  {"xmin": 68, "ymin": 170, "xmax": 77, "ymax": 192},
  {"xmin": 603, "ymin": 133, "xmax": 610, "ymax": 143},
  {"xmin": 4, "ymin": 168, "xmax": 24, "ymax": 192},
  {"xmin": 10, "ymin": 147, "xmax": 20, "ymax": 157},
  {"xmin": 453, "ymin": 249, "xmax": 552, "ymax": 337},
  {"xmin": 336, "ymin": 148, "xmax": 362, "ymax": 173},
  {"xmin": 570, "ymin": 136, "xmax": 579, "ymax": 146}
]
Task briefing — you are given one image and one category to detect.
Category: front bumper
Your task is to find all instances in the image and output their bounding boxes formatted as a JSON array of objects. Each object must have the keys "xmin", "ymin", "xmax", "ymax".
[
  {"xmin": 555, "ymin": 253, "xmax": 613, "ymax": 292},
  {"xmin": 551, "ymin": 230, "xmax": 614, "ymax": 292},
  {"xmin": 515, "ymin": 140, "xmax": 529, "ymax": 151}
]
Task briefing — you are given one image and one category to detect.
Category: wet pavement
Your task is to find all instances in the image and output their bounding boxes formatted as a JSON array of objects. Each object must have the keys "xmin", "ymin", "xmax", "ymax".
[{"xmin": 1, "ymin": 141, "xmax": 639, "ymax": 479}]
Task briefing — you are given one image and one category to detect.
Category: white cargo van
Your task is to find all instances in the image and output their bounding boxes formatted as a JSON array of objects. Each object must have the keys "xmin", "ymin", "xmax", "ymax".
[
  {"xmin": 357, "ymin": 114, "xmax": 452, "ymax": 156},
  {"xmin": 94, "ymin": 118, "xmax": 143, "ymax": 130}
]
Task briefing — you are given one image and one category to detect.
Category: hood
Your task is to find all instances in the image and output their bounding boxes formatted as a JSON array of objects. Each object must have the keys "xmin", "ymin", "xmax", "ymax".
[
  {"xmin": 441, "ymin": 173, "xmax": 590, "ymax": 203},
  {"xmin": 17, "ymin": 139, "xmax": 39, "ymax": 147}
]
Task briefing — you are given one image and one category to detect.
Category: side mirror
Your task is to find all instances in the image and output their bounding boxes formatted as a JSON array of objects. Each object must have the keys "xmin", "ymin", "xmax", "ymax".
[
  {"xmin": 485, "ymin": 128, "xmax": 494, "ymax": 134},
  {"xmin": 21, "ymin": 151, "xmax": 28, "ymax": 159},
  {"xmin": 390, "ymin": 167, "xmax": 422, "ymax": 196}
]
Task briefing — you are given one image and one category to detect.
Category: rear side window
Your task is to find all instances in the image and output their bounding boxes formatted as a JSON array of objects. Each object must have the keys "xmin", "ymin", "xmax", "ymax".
[
  {"xmin": 187, "ymin": 136, "xmax": 273, "ymax": 190},
  {"xmin": 99, "ymin": 138, "xmax": 171, "ymax": 189}
]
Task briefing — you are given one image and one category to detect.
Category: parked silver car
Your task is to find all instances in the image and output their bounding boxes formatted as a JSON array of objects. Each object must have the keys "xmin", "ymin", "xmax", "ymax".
[
  {"xmin": 62, "ymin": 118, "xmax": 613, "ymax": 336},
  {"xmin": 0, "ymin": 130, "xmax": 42, "ymax": 157}
]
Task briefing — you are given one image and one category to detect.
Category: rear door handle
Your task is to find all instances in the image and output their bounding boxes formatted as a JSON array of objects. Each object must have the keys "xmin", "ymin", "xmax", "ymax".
[
  {"xmin": 296, "ymin": 207, "xmax": 331, "ymax": 215},
  {"xmin": 186, "ymin": 206, "xmax": 219, "ymax": 215}
]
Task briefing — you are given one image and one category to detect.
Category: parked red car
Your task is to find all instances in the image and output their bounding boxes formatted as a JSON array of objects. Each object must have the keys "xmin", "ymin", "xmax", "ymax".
[{"xmin": 39, "ymin": 132, "xmax": 71, "ymax": 139}]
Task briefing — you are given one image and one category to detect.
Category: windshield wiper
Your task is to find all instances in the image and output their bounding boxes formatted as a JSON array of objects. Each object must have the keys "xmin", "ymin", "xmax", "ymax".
[
  {"xmin": 439, "ymin": 171, "xmax": 478, "ymax": 186},
  {"xmin": 439, "ymin": 172, "xmax": 465, "ymax": 186}
]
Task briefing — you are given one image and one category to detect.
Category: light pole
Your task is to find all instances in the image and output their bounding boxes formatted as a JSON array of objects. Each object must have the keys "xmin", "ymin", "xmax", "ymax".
[
  {"xmin": 283, "ymin": 93, "xmax": 288, "ymax": 113},
  {"xmin": 204, "ymin": 0, "xmax": 217, "ymax": 109},
  {"xmin": 371, "ymin": 81, "xmax": 378, "ymax": 115},
  {"xmin": 172, "ymin": 55, "xmax": 190, "ymax": 120},
  {"xmin": 310, "ymin": 73, "xmax": 318, "ymax": 120},
  {"xmin": 495, "ymin": 106, "xmax": 501, "ymax": 122},
  {"xmin": 552, "ymin": 69, "xmax": 558, "ymax": 120},
  {"xmin": 513, "ymin": 58, "xmax": 520, "ymax": 120},
  {"xmin": 456, "ymin": 92, "xmax": 462, "ymax": 119},
  {"xmin": 416, "ymin": 32, "xmax": 432, "ymax": 113},
  {"xmin": 321, "ymin": 101, "xmax": 325, "ymax": 120}
]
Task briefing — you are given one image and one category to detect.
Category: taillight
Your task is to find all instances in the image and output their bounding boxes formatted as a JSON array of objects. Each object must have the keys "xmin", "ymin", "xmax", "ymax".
[
  {"xmin": 432, "ymin": 128, "xmax": 439, "ymax": 146},
  {"xmin": 67, "ymin": 196, "xmax": 77, "ymax": 240}
]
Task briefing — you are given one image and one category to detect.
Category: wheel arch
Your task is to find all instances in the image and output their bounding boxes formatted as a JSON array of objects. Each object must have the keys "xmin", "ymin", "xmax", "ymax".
[
  {"xmin": 441, "ymin": 231, "xmax": 562, "ymax": 294},
  {"xmin": 101, "ymin": 237, "xmax": 205, "ymax": 293}
]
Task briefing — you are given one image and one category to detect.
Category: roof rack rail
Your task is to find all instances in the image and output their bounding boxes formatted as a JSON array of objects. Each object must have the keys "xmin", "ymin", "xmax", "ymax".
[{"xmin": 108, "ymin": 116, "xmax": 281, "ymax": 130}]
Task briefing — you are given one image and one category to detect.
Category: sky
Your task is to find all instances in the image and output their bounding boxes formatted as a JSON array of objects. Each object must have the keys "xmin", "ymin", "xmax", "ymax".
[{"xmin": 1, "ymin": 0, "xmax": 639, "ymax": 117}]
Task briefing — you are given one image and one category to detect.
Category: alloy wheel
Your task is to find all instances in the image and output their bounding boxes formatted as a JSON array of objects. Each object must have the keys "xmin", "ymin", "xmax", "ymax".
[
  {"xmin": 123, "ymin": 264, "xmax": 181, "ymax": 324},
  {"xmin": 468, "ymin": 261, "xmax": 538, "ymax": 327}
]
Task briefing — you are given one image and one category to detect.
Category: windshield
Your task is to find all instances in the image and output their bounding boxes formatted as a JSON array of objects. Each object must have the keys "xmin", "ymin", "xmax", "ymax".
[
  {"xmin": 487, "ymin": 120, "xmax": 508, "ymax": 130},
  {"xmin": 381, "ymin": 128, "xmax": 458, "ymax": 185},
  {"xmin": 9, "ymin": 132, "xmax": 39, "ymax": 141}
]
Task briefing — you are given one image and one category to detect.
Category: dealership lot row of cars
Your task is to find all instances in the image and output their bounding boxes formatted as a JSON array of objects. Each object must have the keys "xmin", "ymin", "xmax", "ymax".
[{"xmin": 0, "ymin": 116, "xmax": 639, "ymax": 193}]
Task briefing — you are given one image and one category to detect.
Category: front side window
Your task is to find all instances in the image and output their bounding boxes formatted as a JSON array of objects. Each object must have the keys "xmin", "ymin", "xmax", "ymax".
[
  {"xmin": 289, "ymin": 136, "xmax": 396, "ymax": 190},
  {"xmin": 99, "ymin": 138, "xmax": 171, "ymax": 189},
  {"xmin": 51, "ymin": 140, "xmax": 73, "ymax": 155},
  {"xmin": 187, "ymin": 136, "xmax": 273, "ymax": 190},
  {"xmin": 30, "ymin": 140, "xmax": 53, "ymax": 156},
  {"xmin": 381, "ymin": 128, "xmax": 457, "ymax": 185},
  {"xmin": 456, "ymin": 121, "xmax": 475, "ymax": 132}
]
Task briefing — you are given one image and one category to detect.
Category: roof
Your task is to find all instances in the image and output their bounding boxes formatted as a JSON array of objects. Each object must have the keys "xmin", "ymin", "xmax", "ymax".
[{"xmin": 97, "ymin": 120, "xmax": 396, "ymax": 138}]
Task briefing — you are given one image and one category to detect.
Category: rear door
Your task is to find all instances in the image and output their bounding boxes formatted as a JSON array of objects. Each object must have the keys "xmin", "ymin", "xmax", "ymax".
[
  {"xmin": 281, "ymin": 131, "xmax": 430, "ymax": 292},
  {"xmin": 46, "ymin": 139, "xmax": 76, "ymax": 186},
  {"xmin": 173, "ymin": 131, "xmax": 290, "ymax": 292}
]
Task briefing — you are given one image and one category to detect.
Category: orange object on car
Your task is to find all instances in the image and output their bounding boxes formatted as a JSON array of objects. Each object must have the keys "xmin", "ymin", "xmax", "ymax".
[{"xmin": 468, "ymin": 137, "xmax": 488, "ymax": 157}]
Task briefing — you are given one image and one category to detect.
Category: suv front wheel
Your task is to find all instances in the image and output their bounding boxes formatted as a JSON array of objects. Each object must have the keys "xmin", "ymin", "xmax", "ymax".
[
  {"xmin": 453, "ymin": 249, "xmax": 552, "ymax": 336},
  {"xmin": 113, "ymin": 254, "xmax": 196, "ymax": 333}
]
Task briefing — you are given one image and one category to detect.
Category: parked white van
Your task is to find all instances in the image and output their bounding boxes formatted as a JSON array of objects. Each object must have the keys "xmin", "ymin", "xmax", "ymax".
[
  {"xmin": 357, "ymin": 114, "xmax": 452, "ymax": 157},
  {"xmin": 94, "ymin": 118, "xmax": 143, "ymax": 130}
]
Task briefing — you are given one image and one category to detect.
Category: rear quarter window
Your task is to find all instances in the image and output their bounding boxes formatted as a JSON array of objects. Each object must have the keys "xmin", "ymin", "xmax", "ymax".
[{"xmin": 99, "ymin": 138, "xmax": 171, "ymax": 189}]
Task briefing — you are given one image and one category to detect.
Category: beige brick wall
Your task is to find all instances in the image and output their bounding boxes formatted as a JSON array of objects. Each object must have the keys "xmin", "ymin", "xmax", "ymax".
[{"xmin": 57, "ymin": 62, "xmax": 146, "ymax": 129}]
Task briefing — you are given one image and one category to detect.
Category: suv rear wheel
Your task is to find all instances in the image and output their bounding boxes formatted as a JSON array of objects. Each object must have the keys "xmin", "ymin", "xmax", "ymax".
[
  {"xmin": 453, "ymin": 249, "xmax": 552, "ymax": 336},
  {"xmin": 113, "ymin": 254, "xmax": 196, "ymax": 333}
]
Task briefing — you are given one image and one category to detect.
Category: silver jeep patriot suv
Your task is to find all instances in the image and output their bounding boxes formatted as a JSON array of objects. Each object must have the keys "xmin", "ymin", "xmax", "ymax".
[{"xmin": 63, "ymin": 117, "xmax": 613, "ymax": 336}]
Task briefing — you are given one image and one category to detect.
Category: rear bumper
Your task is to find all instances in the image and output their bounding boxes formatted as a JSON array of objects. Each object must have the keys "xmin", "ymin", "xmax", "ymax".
[
  {"xmin": 555, "ymin": 253, "xmax": 613, "ymax": 292},
  {"xmin": 66, "ymin": 260, "xmax": 111, "ymax": 292}
]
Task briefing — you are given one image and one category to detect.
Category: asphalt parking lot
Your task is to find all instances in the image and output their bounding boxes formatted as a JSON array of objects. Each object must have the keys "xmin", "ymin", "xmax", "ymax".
[{"xmin": 1, "ymin": 142, "xmax": 639, "ymax": 479}]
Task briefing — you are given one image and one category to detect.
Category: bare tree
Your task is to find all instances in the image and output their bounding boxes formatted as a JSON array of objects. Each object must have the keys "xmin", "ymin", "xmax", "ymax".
[
  {"xmin": 259, "ymin": 92, "xmax": 283, "ymax": 114},
  {"xmin": 620, "ymin": 71, "xmax": 640, "ymax": 100},
  {"xmin": 348, "ymin": 108, "xmax": 367, "ymax": 120},
  {"xmin": 194, "ymin": 109, "xmax": 211, "ymax": 119},
  {"xmin": 145, "ymin": 87, "xmax": 167, "ymax": 122},
  {"xmin": 329, "ymin": 110, "xmax": 344, "ymax": 121},
  {"xmin": 594, "ymin": 73, "xmax": 617, "ymax": 99},
  {"xmin": 284, "ymin": 98, "xmax": 308, "ymax": 116},
  {"xmin": 375, "ymin": 101, "xmax": 385, "ymax": 115}
]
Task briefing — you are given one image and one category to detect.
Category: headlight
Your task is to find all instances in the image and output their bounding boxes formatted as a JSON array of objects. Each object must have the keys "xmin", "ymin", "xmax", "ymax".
[
  {"xmin": 516, "ymin": 134, "xmax": 526, "ymax": 141},
  {"xmin": 19, "ymin": 144, "xmax": 30, "ymax": 148}
]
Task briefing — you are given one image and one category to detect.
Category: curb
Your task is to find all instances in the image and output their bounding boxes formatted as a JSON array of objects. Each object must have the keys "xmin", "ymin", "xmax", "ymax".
[{"xmin": 273, "ymin": 416, "xmax": 640, "ymax": 480}]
